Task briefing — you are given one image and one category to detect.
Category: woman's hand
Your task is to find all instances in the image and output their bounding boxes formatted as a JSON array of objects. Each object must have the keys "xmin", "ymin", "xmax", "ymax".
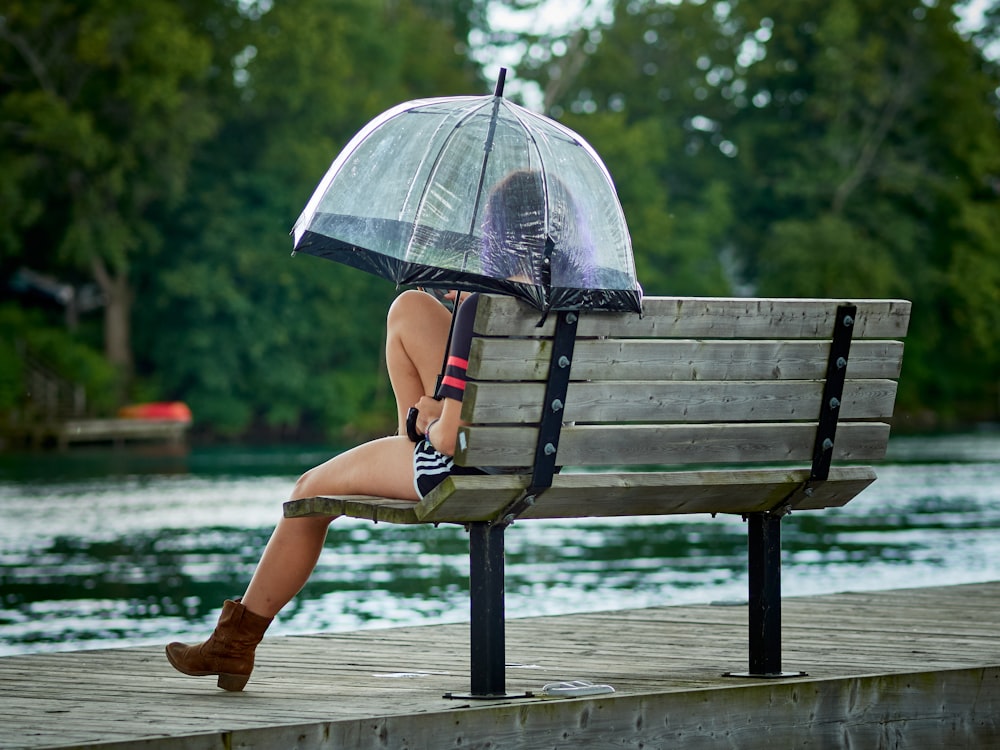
[{"xmin": 412, "ymin": 396, "xmax": 443, "ymax": 434}]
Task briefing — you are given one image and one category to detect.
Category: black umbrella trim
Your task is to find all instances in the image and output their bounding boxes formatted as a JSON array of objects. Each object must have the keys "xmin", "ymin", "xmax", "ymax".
[{"xmin": 295, "ymin": 224, "xmax": 641, "ymax": 313}]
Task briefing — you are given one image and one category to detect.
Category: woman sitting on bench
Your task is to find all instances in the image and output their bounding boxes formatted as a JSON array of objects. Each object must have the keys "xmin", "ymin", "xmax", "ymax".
[
  {"xmin": 163, "ymin": 170, "xmax": 590, "ymax": 691},
  {"xmin": 164, "ymin": 286, "xmax": 479, "ymax": 690}
]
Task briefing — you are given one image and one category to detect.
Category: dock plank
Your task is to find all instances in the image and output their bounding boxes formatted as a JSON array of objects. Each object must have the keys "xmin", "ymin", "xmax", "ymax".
[{"xmin": 1, "ymin": 582, "xmax": 998, "ymax": 749}]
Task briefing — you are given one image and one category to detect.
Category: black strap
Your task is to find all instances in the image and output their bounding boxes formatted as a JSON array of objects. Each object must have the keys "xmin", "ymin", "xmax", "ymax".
[
  {"xmin": 810, "ymin": 304, "xmax": 857, "ymax": 481},
  {"xmin": 496, "ymin": 308, "xmax": 578, "ymax": 525}
]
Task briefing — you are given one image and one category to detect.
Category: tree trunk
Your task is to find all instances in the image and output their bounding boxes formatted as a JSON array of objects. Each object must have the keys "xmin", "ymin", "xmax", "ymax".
[{"xmin": 92, "ymin": 257, "xmax": 133, "ymax": 397}]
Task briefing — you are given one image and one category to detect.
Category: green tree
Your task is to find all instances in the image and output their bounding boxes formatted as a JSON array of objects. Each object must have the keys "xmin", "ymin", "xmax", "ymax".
[
  {"xmin": 0, "ymin": 1, "xmax": 219, "ymax": 385},
  {"xmin": 731, "ymin": 0, "xmax": 1000, "ymax": 421},
  {"xmin": 531, "ymin": 0, "xmax": 1000, "ymax": 425},
  {"xmin": 132, "ymin": 0, "xmax": 479, "ymax": 437},
  {"xmin": 514, "ymin": 0, "xmax": 742, "ymax": 296}
]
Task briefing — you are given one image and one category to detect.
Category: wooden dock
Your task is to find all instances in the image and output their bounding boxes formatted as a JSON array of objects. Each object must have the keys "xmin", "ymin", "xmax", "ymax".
[
  {"xmin": 4, "ymin": 418, "xmax": 189, "ymax": 449},
  {"xmin": 2, "ymin": 582, "xmax": 998, "ymax": 749}
]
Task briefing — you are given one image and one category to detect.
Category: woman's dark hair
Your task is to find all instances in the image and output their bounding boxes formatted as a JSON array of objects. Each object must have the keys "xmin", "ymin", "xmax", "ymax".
[{"xmin": 480, "ymin": 170, "xmax": 595, "ymax": 287}]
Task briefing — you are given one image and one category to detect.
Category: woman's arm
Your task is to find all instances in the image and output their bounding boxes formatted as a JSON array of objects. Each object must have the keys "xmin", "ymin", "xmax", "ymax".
[
  {"xmin": 424, "ymin": 396, "xmax": 463, "ymax": 456},
  {"xmin": 415, "ymin": 292, "xmax": 480, "ymax": 457}
]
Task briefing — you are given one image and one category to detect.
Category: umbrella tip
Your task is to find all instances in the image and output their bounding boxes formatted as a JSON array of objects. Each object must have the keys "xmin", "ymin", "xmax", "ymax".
[{"xmin": 494, "ymin": 67, "xmax": 507, "ymax": 98}]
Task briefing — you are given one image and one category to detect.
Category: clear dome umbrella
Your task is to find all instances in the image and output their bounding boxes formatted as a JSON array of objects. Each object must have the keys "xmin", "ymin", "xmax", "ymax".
[{"xmin": 291, "ymin": 69, "xmax": 641, "ymax": 314}]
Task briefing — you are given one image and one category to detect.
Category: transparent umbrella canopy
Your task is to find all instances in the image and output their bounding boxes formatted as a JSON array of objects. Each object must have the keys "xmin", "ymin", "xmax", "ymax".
[{"xmin": 292, "ymin": 71, "xmax": 641, "ymax": 313}]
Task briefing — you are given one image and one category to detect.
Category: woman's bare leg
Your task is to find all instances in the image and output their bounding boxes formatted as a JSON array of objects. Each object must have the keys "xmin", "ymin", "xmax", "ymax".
[
  {"xmin": 385, "ymin": 290, "xmax": 452, "ymax": 434},
  {"xmin": 240, "ymin": 436, "xmax": 419, "ymax": 617}
]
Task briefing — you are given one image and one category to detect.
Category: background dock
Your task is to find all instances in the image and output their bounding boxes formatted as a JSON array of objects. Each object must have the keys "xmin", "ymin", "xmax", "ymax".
[
  {"xmin": 3, "ymin": 418, "xmax": 189, "ymax": 449},
  {"xmin": 1, "ymin": 582, "xmax": 998, "ymax": 749}
]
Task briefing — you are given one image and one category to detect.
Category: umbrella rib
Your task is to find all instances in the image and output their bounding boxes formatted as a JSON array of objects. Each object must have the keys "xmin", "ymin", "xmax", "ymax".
[
  {"xmin": 292, "ymin": 97, "xmax": 444, "ymax": 246},
  {"xmin": 465, "ymin": 95, "xmax": 506, "ymax": 237},
  {"xmin": 504, "ymin": 104, "xmax": 554, "ymax": 304},
  {"xmin": 403, "ymin": 98, "xmax": 496, "ymax": 264}
]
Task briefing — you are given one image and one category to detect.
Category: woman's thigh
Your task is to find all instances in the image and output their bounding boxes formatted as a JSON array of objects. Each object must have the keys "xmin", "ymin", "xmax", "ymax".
[
  {"xmin": 292, "ymin": 436, "xmax": 420, "ymax": 502},
  {"xmin": 386, "ymin": 291, "xmax": 452, "ymax": 416}
]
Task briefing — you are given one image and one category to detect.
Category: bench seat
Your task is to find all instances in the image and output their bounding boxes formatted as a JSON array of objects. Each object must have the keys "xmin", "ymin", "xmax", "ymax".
[{"xmin": 285, "ymin": 465, "xmax": 876, "ymax": 524}]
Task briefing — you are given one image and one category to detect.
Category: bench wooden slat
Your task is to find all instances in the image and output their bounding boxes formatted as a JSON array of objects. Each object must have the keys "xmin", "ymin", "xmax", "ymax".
[
  {"xmin": 467, "ymin": 338, "xmax": 905, "ymax": 381},
  {"xmin": 463, "ymin": 379, "xmax": 899, "ymax": 424},
  {"xmin": 455, "ymin": 421, "xmax": 891, "ymax": 467},
  {"xmin": 282, "ymin": 495, "xmax": 422, "ymax": 524},
  {"xmin": 427, "ymin": 467, "xmax": 875, "ymax": 521},
  {"xmin": 281, "ymin": 466, "xmax": 877, "ymax": 525},
  {"xmin": 475, "ymin": 295, "xmax": 912, "ymax": 339}
]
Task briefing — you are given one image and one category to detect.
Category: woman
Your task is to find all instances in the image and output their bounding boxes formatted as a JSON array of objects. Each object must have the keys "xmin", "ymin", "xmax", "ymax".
[
  {"xmin": 164, "ymin": 288, "xmax": 480, "ymax": 691},
  {"xmin": 166, "ymin": 166, "xmax": 574, "ymax": 690}
]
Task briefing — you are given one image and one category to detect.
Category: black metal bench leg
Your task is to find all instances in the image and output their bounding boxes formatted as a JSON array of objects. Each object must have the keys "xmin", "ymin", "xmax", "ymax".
[
  {"xmin": 443, "ymin": 521, "xmax": 532, "ymax": 699},
  {"xmin": 748, "ymin": 512, "xmax": 782, "ymax": 675},
  {"xmin": 726, "ymin": 511, "xmax": 806, "ymax": 678},
  {"xmin": 469, "ymin": 521, "xmax": 505, "ymax": 696}
]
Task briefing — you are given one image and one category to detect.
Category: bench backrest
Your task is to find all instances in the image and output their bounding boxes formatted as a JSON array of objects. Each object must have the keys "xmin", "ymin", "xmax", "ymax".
[{"xmin": 456, "ymin": 295, "xmax": 911, "ymax": 471}]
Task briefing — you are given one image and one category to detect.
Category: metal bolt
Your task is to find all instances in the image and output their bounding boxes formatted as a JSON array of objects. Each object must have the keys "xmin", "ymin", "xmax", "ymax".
[
  {"xmin": 558, "ymin": 355, "xmax": 570, "ymax": 368},
  {"xmin": 829, "ymin": 397, "xmax": 841, "ymax": 410},
  {"xmin": 804, "ymin": 487, "xmax": 815, "ymax": 497},
  {"xmin": 502, "ymin": 514, "xmax": 515, "ymax": 525},
  {"xmin": 551, "ymin": 398, "xmax": 564, "ymax": 412},
  {"xmin": 544, "ymin": 442, "xmax": 557, "ymax": 455},
  {"xmin": 822, "ymin": 438, "xmax": 834, "ymax": 451},
  {"xmin": 843, "ymin": 315, "xmax": 854, "ymax": 327},
  {"xmin": 524, "ymin": 495, "xmax": 536, "ymax": 506},
  {"xmin": 566, "ymin": 312, "xmax": 578, "ymax": 324},
  {"xmin": 836, "ymin": 356, "xmax": 848, "ymax": 370}
]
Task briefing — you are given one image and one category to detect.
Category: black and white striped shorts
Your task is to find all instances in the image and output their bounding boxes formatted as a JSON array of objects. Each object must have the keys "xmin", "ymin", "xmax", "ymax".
[{"xmin": 412, "ymin": 439, "xmax": 486, "ymax": 499}]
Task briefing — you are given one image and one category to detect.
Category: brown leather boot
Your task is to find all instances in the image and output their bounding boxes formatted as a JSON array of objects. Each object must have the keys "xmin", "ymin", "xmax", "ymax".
[{"xmin": 165, "ymin": 599, "xmax": 273, "ymax": 691}]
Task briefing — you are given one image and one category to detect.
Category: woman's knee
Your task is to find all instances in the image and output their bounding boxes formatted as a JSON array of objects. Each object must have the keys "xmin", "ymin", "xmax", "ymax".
[
  {"xmin": 387, "ymin": 290, "xmax": 433, "ymax": 334},
  {"xmin": 290, "ymin": 454, "xmax": 356, "ymax": 500},
  {"xmin": 291, "ymin": 466, "xmax": 322, "ymax": 501}
]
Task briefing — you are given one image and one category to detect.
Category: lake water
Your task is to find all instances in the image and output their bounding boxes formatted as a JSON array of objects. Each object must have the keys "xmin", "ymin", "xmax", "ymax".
[{"xmin": 1, "ymin": 431, "xmax": 998, "ymax": 656}]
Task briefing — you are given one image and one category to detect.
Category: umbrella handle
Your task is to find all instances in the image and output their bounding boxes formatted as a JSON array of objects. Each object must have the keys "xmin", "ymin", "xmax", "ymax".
[
  {"xmin": 433, "ymin": 291, "xmax": 462, "ymax": 397},
  {"xmin": 407, "ymin": 288, "xmax": 463, "ymax": 442},
  {"xmin": 406, "ymin": 400, "xmax": 443, "ymax": 443},
  {"xmin": 405, "ymin": 407, "xmax": 422, "ymax": 443}
]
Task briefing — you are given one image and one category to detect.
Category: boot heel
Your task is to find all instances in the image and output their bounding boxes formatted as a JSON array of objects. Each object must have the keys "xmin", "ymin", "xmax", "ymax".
[{"xmin": 217, "ymin": 673, "xmax": 250, "ymax": 692}]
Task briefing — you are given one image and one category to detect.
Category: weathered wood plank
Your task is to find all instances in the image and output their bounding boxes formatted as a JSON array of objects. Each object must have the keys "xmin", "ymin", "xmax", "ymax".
[
  {"xmin": 283, "ymin": 495, "xmax": 347, "ymax": 519},
  {"xmin": 455, "ymin": 421, "xmax": 891, "ymax": 467},
  {"xmin": 283, "ymin": 495, "xmax": 428, "ymax": 525},
  {"xmin": 466, "ymin": 338, "xmax": 905, "ymax": 381},
  {"xmin": 475, "ymin": 294, "xmax": 912, "ymax": 339},
  {"xmin": 463, "ymin": 379, "xmax": 899, "ymax": 424},
  {"xmin": 1, "ymin": 584, "xmax": 997, "ymax": 750},
  {"xmin": 419, "ymin": 466, "xmax": 874, "ymax": 522},
  {"xmin": 284, "ymin": 467, "xmax": 875, "ymax": 524},
  {"xmin": 341, "ymin": 497, "xmax": 422, "ymax": 524}
]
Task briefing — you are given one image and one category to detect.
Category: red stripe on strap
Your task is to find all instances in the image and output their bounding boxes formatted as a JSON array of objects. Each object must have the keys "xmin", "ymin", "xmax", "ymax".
[{"xmin": 441, "ymin": 375, "xmax": 466, "ymax": 391}]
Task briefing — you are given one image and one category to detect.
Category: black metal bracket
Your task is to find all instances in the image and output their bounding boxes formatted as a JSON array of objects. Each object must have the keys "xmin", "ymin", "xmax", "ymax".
[
  {"xmin": 809, "ymin": 304, "xmax": 857, "ymax": 482},
  {"xmin": 494, "ymin": 308, "xmax": 579, "ymax": 527}
]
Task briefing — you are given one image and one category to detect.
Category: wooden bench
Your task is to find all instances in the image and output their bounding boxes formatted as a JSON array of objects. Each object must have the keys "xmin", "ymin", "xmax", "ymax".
[{"xmin": 284, "ymin": 294, "xmax": 911, "ymax": 698}]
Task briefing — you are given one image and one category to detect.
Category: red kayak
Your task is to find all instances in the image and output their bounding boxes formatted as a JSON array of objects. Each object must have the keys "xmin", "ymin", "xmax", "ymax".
[{"xmin": 118, "ymin": 402, "xmax": 192, "ymax": 422}]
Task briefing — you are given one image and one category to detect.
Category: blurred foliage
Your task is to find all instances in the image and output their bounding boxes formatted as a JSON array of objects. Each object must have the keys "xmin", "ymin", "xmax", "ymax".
[
  {"xmin": 1, "ymin": 0, "xmax": 998, "ymax": 440},
  {"xmin": 0, "ymin": 304, "xmax": 120, "ymax": 418},
  {"xmin": 0, "ymin": 0, "xmax": 220, "ymax": 380},
  {"xmin": 518, "ymin": 0, "xmax": 1000, "ymax": 427}
]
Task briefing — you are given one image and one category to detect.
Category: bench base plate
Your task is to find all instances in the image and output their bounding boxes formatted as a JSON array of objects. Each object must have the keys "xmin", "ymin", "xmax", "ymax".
[{"xmin": 443, "ymin": 691, "xmax": 535, "ymax": 700}]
